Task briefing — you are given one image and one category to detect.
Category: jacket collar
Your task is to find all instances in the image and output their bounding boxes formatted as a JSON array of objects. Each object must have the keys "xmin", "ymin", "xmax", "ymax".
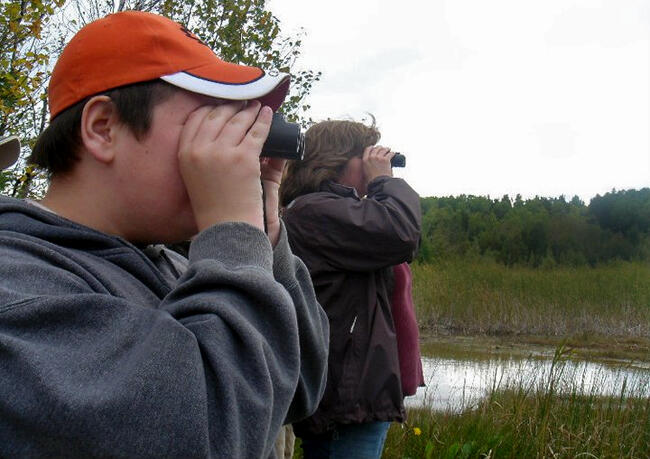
[
  {"xmin": 319, "ymin": 180, "xmax": 360, "ymax": 199},
  {"xmin": 285, "ymin": 181, "xmax": 360, "ymax": 210}
]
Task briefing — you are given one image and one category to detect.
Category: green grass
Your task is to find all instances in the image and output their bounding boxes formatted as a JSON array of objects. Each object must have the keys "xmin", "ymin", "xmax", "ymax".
[
  {"xmin": 412, "ymin": 260, "xmax": 650, "ymax": 338},
  {"xmin": 383, "ymin": 349, "xmax": 650, "ymax": 458},
  {"xmin": 384, "ymin": 395, "xmax": 650, "ymax": 458}
]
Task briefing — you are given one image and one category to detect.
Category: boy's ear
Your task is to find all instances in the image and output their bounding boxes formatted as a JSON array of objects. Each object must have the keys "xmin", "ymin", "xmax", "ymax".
[{"xmin": 80, "ymin": 95, "xmax": 120, "ymax": 164}]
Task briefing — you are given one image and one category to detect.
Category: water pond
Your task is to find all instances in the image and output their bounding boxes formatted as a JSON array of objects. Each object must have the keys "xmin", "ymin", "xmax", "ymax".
[{"xmin": 406, "ymin": 341, "xmax": 650, "ymax": 412}]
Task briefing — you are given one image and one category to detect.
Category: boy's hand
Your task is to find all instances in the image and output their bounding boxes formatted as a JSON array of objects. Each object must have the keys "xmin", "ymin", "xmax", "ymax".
[
  {"xmin": 260, "ymin": 157, "xmax": 287, "ymax": 247},
  {"xmin": 178, "ymin": 101, "xmax": 273, "ymax": 234},
  {"xmin": 362, "ymin": 145, "xmax": 394, "ymax": 185}
]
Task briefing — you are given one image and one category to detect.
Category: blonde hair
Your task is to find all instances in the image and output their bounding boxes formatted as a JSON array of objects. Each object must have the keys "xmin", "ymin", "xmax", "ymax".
[{"xmin": 280, "ymin": 118, "xmax": 380, "ymax": 207}]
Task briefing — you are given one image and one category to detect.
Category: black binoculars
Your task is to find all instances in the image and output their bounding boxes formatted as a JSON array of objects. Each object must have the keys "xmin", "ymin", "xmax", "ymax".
[
  {"xmin": 390, "ymin": 153, "xmax": 406, "ymax": 168},
  {"xmin": 261, "ymin": 113, "xmax": 305, "ymax": 160},
  {"xmin": 261, "ymin": 114, "xmax": 405, "ymax": 167}
]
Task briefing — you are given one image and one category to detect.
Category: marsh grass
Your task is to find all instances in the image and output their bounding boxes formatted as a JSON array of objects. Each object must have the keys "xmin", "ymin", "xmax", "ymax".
[
  {"xmin": 383, "ymin": 349, "xmax": 650, "ymax": 458},
  {"xmin": 412, "ymin": 260, "xmax": 650, "ymax": 338}
]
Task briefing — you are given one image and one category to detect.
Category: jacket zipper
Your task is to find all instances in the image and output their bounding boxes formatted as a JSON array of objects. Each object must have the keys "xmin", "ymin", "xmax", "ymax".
[{"xmin": 349, "ymin": 315, "xmax": 358, "ymax": 333}]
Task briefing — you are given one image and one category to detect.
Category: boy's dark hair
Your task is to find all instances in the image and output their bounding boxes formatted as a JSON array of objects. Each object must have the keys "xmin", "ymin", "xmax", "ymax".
[{"xmin": 29, "ymin": 79, "xmax": 178, "ymax": 176}]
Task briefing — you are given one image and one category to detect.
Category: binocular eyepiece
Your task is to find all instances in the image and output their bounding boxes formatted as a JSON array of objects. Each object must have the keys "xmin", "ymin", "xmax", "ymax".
[
  {"xmin": 261, "ymin": 113, "xmax": 406, "ymax": 167},
  {"xmin": 390, "ymin": 153, "xmax": 406, "ymax": 168}
]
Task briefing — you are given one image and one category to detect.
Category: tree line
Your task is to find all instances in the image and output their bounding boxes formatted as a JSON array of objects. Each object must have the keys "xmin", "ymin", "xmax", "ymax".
[{"xmin": 417, "ymin": 188, "xmax": 650, "ymax": 267}]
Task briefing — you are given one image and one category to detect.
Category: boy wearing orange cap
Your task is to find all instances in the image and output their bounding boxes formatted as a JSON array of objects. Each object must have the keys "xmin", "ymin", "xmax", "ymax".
[{"xmin": 0, "ymin": 11, "xmax": 328, "ymax": 458}]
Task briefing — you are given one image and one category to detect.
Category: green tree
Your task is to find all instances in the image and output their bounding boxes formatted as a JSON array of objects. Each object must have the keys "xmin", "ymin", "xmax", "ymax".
[
  {"xmin": 589, "ymin": 188, "xmax": 650, "ymax": 237},
  {"xmin": 0, "ymin": 0, "xmax": 63, "ymax": 137},
  {"xmin": 1, "ymin": 0, "xmax": 64, "ymax": 196},
  {"xmin": 417, "ymin": 189, "xmax": 650, "ymax": 267}
]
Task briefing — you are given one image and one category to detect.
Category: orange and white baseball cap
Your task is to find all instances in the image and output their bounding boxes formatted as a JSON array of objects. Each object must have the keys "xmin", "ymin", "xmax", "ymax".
[{"xmin": 48, "ymin": 11, "xmax": 290, "ymax": 120}]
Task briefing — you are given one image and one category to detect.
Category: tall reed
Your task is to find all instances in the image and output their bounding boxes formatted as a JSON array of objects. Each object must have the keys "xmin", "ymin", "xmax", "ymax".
[{"xmin": 411, "ymin": 260, "xmax": 650, "ymax": 337}]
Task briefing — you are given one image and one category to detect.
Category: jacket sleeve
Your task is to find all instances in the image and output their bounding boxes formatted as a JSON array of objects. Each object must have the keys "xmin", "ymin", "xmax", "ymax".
[
  {"xmin": 0, "ymin": 222, "xmax": 328, "ymax": 458},
  {"xmin": 289, "ymin": 177, "xmax": 422, "ymax": 272}
]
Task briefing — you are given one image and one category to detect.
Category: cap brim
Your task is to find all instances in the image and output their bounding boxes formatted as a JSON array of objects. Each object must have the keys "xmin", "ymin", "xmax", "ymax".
[
  {"xmin": 0, "ymin": 136, "xmax": 20, "ymax": 170},
  {"xmin": 160, "ymin": 70, "xmax": 290, "ymax": 112}
]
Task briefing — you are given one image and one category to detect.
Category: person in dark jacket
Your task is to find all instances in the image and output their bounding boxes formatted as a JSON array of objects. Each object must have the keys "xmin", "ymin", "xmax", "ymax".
[
  {"xmin": 280, "ymin": 118, "xmax": 422, "ymax": 458},
  {"xmin": 0, "ymin": 11, "xmax": 329, "ymax": 458}
]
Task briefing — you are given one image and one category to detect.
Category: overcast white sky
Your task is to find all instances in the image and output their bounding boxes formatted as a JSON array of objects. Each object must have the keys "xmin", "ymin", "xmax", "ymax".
[{"xmin": 269, "ymin": 0, "xmax": 649, "ymax": 203}]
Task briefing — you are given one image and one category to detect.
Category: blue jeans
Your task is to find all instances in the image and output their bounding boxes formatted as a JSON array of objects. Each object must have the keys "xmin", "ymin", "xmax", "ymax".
[{"xmin": 299, "ymin": 422, "xmax": 392, "ymax": 459}]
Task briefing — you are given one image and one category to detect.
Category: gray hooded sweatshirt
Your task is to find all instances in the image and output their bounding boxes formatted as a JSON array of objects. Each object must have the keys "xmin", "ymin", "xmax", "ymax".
[{"xmin": 0, "ymin": 195, "xmax": 329, "ymax": 458}]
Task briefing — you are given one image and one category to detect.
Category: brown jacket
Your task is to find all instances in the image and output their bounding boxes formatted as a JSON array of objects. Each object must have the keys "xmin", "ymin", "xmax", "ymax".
[{"xmin": 283, "ymin": 176, "xmax": 421, "ymax": 435}]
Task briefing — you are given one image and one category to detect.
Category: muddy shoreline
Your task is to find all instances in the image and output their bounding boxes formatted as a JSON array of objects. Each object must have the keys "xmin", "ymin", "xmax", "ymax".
[{"xmin": 419, "ymin": 331, "xmax": 650, "ymax": 363}]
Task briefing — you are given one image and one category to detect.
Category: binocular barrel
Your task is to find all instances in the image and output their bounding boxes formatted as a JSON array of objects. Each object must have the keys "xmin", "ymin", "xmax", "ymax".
[
  {"xmin": 390, "ymin": 153, "xmax": 405, "ymax": 168},
  {"xmin": 261, "ymin": 113, "xmax": 304, "ymax": 160}
]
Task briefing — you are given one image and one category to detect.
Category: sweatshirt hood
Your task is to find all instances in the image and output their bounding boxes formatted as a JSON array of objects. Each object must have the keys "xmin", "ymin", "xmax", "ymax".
[
  {"xmin": 0, "ymin": 195, "xmax": 175, "ymax": 296},
  {"xmin": 0, "ymin": 195, "xmax": 132, "ymax": 253}
]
